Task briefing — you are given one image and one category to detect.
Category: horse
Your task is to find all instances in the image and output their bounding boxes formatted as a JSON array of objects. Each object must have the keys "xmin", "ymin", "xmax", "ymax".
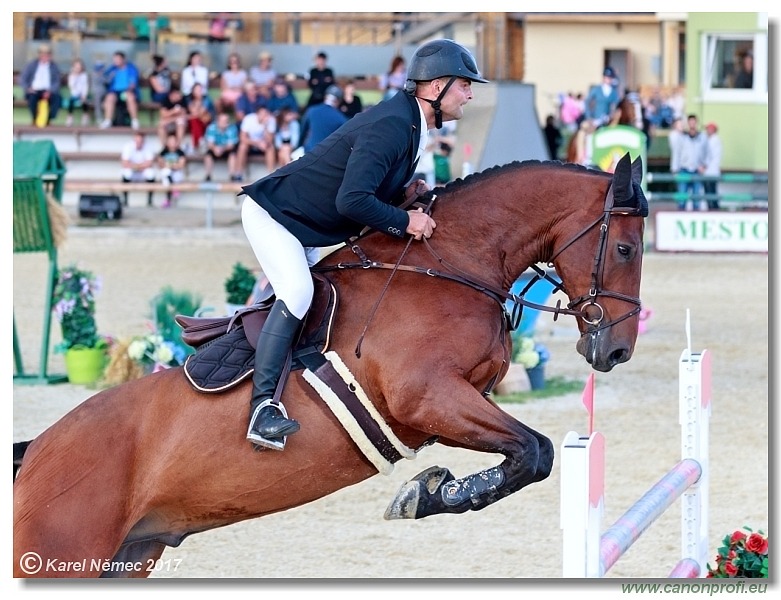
[{"xmin": 13, "ymin": 154, "xmax": 647, "ymax": 578}]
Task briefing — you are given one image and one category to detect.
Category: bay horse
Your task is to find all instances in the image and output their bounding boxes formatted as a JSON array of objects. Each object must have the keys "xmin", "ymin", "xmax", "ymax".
[{"xmin": 13, "ymin": 154, "xmax": 647, "ymax": 578}]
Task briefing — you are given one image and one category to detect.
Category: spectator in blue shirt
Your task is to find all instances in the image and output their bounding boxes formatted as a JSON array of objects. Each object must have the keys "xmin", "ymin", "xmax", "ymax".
[
  {"xmin": 266, "ymin": 79, "xmax": 300, "ymax": 119},
  {"xmin": 299, "ymin": 85, "xmax": 348, "ymax": 153},
  {"xmin": 203, "ymin": 112, "xmax": 240, "ymax": 182},
  {"xmin": 100, "ymin": 51, "xmax": 141, "ymax": 129},
  {"xmin": 583, "ymin": 66, "xmax": 620, "ymax": 129},
  {"xmin": 234, "ymin": 81, "xmax": 267, "ymax": 124}
]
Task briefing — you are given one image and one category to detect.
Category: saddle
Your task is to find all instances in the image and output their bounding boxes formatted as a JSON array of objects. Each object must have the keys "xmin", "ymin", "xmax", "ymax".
[{"xmin": 175, "ymin": 272, "xmax": 337, "ymax": 392}]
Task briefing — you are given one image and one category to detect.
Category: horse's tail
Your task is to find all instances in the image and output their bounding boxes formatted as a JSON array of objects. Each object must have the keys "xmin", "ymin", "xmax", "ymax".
[{"xmin": 13, "ymin": 440, "xmax": 32, "ymax": 481}]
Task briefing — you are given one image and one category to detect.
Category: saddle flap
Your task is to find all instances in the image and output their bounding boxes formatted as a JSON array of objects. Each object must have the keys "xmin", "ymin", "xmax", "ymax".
[{"xmin": 182, "ymin": 272, "xmax": 339, "ymax": 393}]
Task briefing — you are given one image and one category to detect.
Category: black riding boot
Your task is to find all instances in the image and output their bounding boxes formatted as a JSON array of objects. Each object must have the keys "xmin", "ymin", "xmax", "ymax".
[{"xmin": 246, "ymin": 299, "xmax": 302, "ymax": 450}]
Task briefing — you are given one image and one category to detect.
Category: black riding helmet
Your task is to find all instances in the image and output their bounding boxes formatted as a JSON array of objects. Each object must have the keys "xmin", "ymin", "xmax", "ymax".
[{"xmin": 404, "ymin": 39, "xmax": 488, "ymax": 127}]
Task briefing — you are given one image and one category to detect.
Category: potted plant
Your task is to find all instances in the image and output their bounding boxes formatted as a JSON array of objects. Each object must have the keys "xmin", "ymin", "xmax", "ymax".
[
  {"xmin": 52, "ymin": 263, "xmax": 111, "ymax": 384},
  {"xmin": 224, "ymin": 262, "xmax": 256, "ymax": 314},
  {"xmin": 707, "ymin": 527, "xmax": 768, "ymax": 578},
  {"xmin": 511, "ymin": 332, "xmax": 550, "ymax": 390}
]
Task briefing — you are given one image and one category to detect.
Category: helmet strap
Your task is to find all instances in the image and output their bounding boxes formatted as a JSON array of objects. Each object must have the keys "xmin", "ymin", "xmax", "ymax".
[{"xmin": 418, "ymin": 76, "xmax": 457, "ymax": 129}]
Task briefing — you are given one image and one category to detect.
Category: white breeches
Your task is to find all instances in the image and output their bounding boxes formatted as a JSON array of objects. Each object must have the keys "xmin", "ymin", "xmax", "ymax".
[{"xmin": 241, "ymin": 197, "xmax": 320, "ymax": 320}]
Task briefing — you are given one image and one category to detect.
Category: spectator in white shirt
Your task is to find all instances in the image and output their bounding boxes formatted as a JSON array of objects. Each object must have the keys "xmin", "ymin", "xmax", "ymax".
[
  {"xmin": 180, "ymin": 50, "xmax": 210, "ymax": 98},
  {"xmin": 64, "ymin": 58, "xmax": 89, "ymax": 126}
]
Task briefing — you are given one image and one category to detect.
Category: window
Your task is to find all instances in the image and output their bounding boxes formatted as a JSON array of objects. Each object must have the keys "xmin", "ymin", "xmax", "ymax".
[{"xmin": 702, "ymin": 33, "xmax": 767, "ymax": 102}]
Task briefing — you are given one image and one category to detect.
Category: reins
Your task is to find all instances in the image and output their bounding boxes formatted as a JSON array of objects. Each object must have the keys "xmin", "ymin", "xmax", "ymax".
[{"xmin": 313, "ymin": 178, "xmax": 643, "ymax": 357}]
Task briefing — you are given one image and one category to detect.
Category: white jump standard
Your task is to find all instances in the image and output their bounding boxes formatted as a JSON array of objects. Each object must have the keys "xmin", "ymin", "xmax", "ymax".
[{"xmin": 561, "ymin": 348, "xmax": 711, "ymax": 578}]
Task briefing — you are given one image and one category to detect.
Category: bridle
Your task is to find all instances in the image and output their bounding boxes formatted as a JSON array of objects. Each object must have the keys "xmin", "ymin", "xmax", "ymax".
[{"xmin": 313, "ymin": 178, "xmax": 643, "ymax": 355}]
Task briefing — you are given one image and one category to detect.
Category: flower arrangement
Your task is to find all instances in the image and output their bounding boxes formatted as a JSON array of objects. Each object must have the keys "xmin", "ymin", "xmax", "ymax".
[
  {"xmin": 52, "ymin": 263, "xmax": 109, "ymax": 352},
  {"xmin": 103, "ymin": 286, "xmax": 202, "ymax": 385},
  {"xmin": 511, "ymin": 332, "xmax": 550, "ymax": 370},
  {"xmin": 707, "ymin": 527, "xmax": 768, "ymax": 578},
  {"xmin": 127, "ymin": 332, "xmax": 186, "ymax": 370}
]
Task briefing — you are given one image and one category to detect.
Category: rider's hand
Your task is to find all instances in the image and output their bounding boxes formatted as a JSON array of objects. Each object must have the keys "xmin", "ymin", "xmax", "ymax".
[{"xmin": 406, "ymin": 208, "xmax": 436, "ymax": 240}]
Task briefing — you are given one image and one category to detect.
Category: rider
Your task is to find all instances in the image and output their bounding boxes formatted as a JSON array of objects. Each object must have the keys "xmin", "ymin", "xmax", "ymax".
[{"xmin": 239, "ymin": 38, "xmax": 488, "ymax": 450}]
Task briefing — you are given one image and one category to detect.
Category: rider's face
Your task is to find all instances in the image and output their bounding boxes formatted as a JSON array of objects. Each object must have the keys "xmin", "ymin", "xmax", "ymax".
[{"xmin": 438, "ymin": 78, "xmax": 473, "ymax": 122}]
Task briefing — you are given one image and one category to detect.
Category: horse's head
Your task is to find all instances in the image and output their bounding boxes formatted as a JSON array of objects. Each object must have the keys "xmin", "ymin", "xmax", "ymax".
[{"xmin": 551, "ymin": 153, "xmax": 647, "ymax": 372}]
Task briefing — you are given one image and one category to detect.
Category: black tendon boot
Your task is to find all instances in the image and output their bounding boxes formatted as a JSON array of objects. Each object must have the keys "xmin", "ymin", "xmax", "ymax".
[{"xmin": 246, "ymin": 299, "xmax": 302, "ymax": 450}]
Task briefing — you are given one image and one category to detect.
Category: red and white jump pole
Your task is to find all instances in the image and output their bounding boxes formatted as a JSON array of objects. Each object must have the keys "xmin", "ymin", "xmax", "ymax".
[{"xmin": 561, "ymin": 344, "xmax": 711, "ymax": 578}]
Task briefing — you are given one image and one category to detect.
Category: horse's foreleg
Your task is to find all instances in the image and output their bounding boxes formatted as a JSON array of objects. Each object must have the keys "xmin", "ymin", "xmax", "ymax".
[{"xmin": 384, "ymin": 379, "xmax": 554, "ymax": 520}]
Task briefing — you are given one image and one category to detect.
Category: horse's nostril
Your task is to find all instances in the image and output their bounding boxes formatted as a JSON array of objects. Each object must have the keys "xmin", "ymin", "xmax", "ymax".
[{"xmin": 610, "ymin": 348, "xmax": 629, "ymax": 366}]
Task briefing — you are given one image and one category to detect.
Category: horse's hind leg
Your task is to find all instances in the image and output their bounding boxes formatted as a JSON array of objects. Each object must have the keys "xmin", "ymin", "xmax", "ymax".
[
  {"xmin": 99, "ymin": 541, "xmax": 166, "ymax": 578},
  {"xmin": 385, "ymin": 377, "xmax": 554, "ymax": 520}
]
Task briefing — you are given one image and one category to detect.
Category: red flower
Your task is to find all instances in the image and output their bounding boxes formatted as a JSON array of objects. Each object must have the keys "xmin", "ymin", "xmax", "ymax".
[
  {"xmin": 730, "ymin": 530, "xmax": 747, "ymax": 544},
  {"xmin": 728, "ymin": 549, "xmax": 736, "ymax": 559},
  {"xmin": 746, "ymin": 533, "xmax": 769, "ymax": 555},
  {"xmin": 725, "ymin": 562, "xmax": 739, "ymax": 576}
]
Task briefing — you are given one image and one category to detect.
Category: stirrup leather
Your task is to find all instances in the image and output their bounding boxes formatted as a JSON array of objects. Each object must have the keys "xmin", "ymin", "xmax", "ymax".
[{"xmin": 247, "ymin": 399, "xmax": 292, "ymax": 452}]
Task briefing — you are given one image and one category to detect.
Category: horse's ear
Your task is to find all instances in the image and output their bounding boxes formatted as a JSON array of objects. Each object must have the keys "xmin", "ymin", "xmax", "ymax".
[
  {"xmin": 631, "ymin": 156, "xmax": 643, "ymax": 184},
  {"xmin": 612, "ymin": 153, "xmax": 648, "ymax": 216},
  {"xmin": 612, "ymin": 153, "xmax": 632, "ymax": 202}
]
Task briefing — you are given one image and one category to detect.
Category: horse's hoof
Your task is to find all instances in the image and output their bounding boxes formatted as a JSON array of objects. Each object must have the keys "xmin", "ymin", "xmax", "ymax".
[{"xmin": 383, "ymin": 466, "xmax": 454, "ymax": 520}]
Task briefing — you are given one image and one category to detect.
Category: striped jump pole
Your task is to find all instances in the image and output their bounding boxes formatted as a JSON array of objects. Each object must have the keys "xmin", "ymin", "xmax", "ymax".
[{"xmin": 561, "ymin": 348, "xmax": 710, "ymax": 578}]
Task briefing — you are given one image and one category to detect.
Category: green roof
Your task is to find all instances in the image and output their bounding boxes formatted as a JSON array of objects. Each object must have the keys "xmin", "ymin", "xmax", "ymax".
[{"xmin": 13, "ymin": 140, "xmax": 66, "ymax": 179}]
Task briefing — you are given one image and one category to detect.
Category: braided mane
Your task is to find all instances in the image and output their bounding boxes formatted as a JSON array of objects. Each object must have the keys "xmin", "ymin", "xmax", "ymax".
[{"xmin": 429, "ymin": 160, "xmax": 607, "ymax": 199}]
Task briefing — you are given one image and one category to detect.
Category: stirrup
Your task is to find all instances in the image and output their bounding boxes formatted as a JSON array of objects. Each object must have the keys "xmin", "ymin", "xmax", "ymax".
[{"xmin": 246, "ymin": 399, "xmax": 293, "ymax": 452}]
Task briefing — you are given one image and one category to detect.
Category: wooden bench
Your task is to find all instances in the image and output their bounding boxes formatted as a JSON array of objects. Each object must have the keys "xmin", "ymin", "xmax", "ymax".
[{"xmin": 14, "ymin": 98, "xmax": 161, "ymax": 124}]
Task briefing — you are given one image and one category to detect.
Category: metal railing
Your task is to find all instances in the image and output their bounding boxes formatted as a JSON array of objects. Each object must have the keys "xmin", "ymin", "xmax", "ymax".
[{"xmin": 645, "ymin": 172, "xmax": 768, "ymax": 208}]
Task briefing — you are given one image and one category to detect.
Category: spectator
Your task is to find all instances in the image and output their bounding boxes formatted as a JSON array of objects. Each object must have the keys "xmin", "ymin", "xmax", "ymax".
[
  {"xmin": 433, "ymin": 141, "xmax": 453, "ymax": 185},
  {"xmin": 157, "ymin": 132, "xmax": 187, "ymax": 208},
  {"xmin": 234, "ymin": 81, "xmax": 266, "ymax": 124},
  {"xmin": 185, "ymin": 82, "xmax": 216, "ymax": 154},
  {"xmin": 100, "ymin": 51, "xmax": 141, "ymax": 129},
  {"xmin": 180, "ymin": 50, "xmax": 210, "ymax": 98},
  {"xmin": 129, "ymin": 13, "xmax": 170, "ymax": 43},
  {"xmin": 20, "ymin": 44, "xmax": 62, "ymax": 126},
  {"xmin": 665, "ymin": 85, "xmax": 686, "ymax": 123},
  {"xmin": 208, "ymin": 14, "xmax": 231, "ymax": 43},
  {"xmin": 559, "ymin": 92, "xmax": 583, "ymax": 133},
  {"xmin": 299, "ymin": 84, "xmax": 348, "ymax": 153},
  {"xmin": 157, "ymin": 87, "xmax": 187, "ymax": 147},
  {"xmin": 64, "ymin": 58, "xmax": 89, "ymax": 126},
  {"xmin": 701, "ymin": 122, "xmax": 723, "ymax": 210},
  {"xmin": 237, "ymin": 105, "xmax": 277, "ymax": 176},
  {"xmin": 667, "ymin": 117, "xmax": 684, "ymax": 174},
  {"xmin": 583, "ymin": 66, "xmax": 620, "ymax": 129},
  {"xmin": 218, "ymin": 52, "xmax": 248, "ymax": 114},
  {"xmin": 249, "ymin": 51, "xmax": 277, "ymax": 90},
  {"xmin": 674, "ymin": 114, "xmax": 707, "ymax": 211},
  {"xmin": 379, "ymin": 55, "xmax": 407, "ymax": 101},
  {"xmin": 148, "ymin": 54, "xmax": 172, "ymax": 104},
  {"xmin": 266, "ymin": 78, "xmax": 300, "ymax": 118},
  {"xmin": 733, "ymin": 50, "xmax": 754, "ymax": 89},
  {"xmin": 33, "ymin": 15, "xmax": 59, "ymax": 40},
  {"xmin": 305, "ymin": 51, "xmax": 335, "ymax": 109},
  {"xmin": 542, "ymin": 114, "xmax": 563, "ymax": 160},
  {"xmin": 203, "ymin": 112, "xmax": 240, "ymax": 182},
  {"xmin": 120, "ymin": 132, "xmax": 156, "ymax": 207},
  {"xmin": 274, "ymin": 107, "xmax": 301, "ymax": 167},
  {"xmin": 339, "ymin": 79, "xmax": 363, "ymax": 118}
]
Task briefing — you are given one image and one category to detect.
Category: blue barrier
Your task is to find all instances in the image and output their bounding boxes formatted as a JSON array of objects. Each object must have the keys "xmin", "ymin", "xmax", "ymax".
[{"xmin": 506, "ymin": 269, "xmax": 557, "ymax": 336}]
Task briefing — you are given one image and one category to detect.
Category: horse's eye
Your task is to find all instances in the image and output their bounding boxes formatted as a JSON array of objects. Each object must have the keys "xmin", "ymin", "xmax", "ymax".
[{"xmin": 617, "ymin": 244, "xmax": 631, "ymax": 257}]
